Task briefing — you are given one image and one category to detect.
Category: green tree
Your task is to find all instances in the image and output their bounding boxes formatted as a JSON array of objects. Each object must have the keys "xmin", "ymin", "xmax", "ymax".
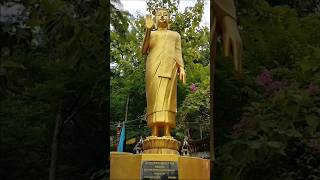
[{"xmin": 1, "ymin": 0, "xmax": 108, "ymax": 179}]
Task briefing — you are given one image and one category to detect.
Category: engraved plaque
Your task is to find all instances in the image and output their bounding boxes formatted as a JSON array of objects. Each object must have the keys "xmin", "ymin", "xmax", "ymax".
[{"xmin": 141, "ymin": 161, "xmax": 178, "ymax": 180}]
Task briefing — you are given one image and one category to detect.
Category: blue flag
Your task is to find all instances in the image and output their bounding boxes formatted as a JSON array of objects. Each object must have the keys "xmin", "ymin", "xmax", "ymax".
[{"xmin": 117, "ymin": 122, "xmax": 126, "ymax": 152}]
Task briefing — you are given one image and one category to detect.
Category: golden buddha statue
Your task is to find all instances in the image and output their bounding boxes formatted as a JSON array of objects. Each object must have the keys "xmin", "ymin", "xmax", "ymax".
[{"xmin": 141, "ymin": 8, "xmax": 186, "ymax": 138}]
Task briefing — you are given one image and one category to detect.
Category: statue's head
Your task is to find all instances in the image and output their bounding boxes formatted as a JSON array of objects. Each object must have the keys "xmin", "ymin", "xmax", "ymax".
[{"xmin": 155, "ymin": 8, "xmax": 170, "ymax": 29}]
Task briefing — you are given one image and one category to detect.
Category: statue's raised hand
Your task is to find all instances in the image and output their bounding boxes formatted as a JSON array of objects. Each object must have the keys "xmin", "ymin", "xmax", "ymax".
[{"xmin": 145, "ymin": 14, "xmax": 154, "ymax": 29}]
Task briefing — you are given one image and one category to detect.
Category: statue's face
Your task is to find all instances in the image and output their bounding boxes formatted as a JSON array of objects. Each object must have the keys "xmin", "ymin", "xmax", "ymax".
[{"xmin": 156, "ymin": 9, "xmax": 169, "ymax": 28}]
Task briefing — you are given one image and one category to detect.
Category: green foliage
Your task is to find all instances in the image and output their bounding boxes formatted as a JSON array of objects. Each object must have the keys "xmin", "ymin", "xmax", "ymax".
[
  {"xmin": 176, "ymin": 80, "xmax": 210, "ymax": 140},
  {"xmin": 1, "ymin": 0, "xmax": 108, "ymax": 179},
  {"xmin": 215, "ymin": 1, "xmax": 320, "ymax": 179}
]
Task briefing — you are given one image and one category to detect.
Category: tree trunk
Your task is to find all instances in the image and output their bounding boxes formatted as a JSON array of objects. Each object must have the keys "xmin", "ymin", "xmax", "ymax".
[
  {"xmin": 49, "ymin": 103, "xmax": 63, "ymax": 180},
  {"xmin": 125, "ymin": 95, "xmax": 129, "ymax": 123}
]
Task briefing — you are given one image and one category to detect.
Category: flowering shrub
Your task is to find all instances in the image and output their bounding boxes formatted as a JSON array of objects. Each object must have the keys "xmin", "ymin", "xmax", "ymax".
[
  {"xmin": 256, "ymin": 69, "xmax": 284, "ymax": 95},
  {"xmin": 306, "ymin": 83, "xmax": 319, "ymax": 96},
  {"xmin": 189, "ymin": 83, "xmax": 198, "ymax": 93},
  {"xmin": 215, "ymin": 9, "xmax": 320, "ymax": 179},
  {"xmin": 176, "ymin": 83, "xmax": 210, "ymax": 140}
]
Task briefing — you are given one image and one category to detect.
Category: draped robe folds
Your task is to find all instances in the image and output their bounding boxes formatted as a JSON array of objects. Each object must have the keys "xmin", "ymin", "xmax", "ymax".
[
  {"xmin": 145, "ymin": 30, "xmax": 184, "ymax": 129},
  {"xmin": 214, "ymin": 0, "xmax": 236, "ymax": 19}
]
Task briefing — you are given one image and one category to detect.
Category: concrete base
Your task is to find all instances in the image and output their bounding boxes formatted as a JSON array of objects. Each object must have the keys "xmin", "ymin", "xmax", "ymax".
[{"xmin": 110, "ymin": 152, "xmax": 210, "ymax": 180}]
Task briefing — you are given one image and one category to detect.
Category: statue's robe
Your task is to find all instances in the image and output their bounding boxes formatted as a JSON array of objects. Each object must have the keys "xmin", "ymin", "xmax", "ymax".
[
  {"xmin": 145, "ymin": 30, "xmax": 184, "ymax": 129},
  {"xmin": 214, "ymin": 0, "xmax": 236, "ymax": 19}
]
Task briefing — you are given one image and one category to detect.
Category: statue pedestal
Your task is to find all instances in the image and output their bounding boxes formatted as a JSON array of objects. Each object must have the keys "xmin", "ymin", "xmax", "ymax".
[
  {"xmin": 110, "ymin": 152, "xmax": 210, "ymax": 180},
  {"xmin": 143, "ymin": 136, "xmax": 181, "ymax": 155}
]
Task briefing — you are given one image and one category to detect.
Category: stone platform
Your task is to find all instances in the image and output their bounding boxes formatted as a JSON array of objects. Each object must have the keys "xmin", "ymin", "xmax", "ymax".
[{"xmin": 110, "ymin": 152, "xmax": 210, "ymax": 180}]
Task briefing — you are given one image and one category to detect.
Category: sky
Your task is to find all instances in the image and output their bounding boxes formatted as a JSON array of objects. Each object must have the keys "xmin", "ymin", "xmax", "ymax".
[{"xmin": 119, "ymin": 0, "xmax": 210, "ymax": 27}]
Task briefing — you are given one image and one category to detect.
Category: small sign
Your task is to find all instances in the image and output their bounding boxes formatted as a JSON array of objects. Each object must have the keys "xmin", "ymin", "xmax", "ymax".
[{"xmin": 141, "ymin": 161, "xmax": 178, "ymax": 180}]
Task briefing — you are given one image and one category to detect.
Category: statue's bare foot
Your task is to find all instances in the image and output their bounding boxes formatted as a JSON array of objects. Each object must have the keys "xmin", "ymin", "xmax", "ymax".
[
  {"xmin": 151, "ymin": 125, "xmax": 159, "ymax": 137},
  {"xmin": 164, "ymin": 125, "xmax": 171, "ymax": 137}
]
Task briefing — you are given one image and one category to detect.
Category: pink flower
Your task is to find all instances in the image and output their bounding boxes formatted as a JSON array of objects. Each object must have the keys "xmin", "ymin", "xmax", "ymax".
[
  {"xmin": 256, "ymin": 69, "xmax": 273, "ymax": 87},
  {"xmin": 306, "ymin": 83, "xmax": 319, "ymax": 96},
  {"xmin": 189, "ymin": 83, "xmax": 198, "ymax": 93},
  {"xmin": 256, "ymin": 69, "xmax": 283, "ymax": 95}
]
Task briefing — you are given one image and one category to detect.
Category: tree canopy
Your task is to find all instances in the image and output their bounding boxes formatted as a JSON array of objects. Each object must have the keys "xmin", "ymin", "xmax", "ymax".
[{"xmin": 1, "ymin": 0, "xmax": 108, "ymax": 179}]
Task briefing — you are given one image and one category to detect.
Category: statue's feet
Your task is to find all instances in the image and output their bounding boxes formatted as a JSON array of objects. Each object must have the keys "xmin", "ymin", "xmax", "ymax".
[
  {"xmin": 164, "ymin": 125, "xmax": 171, "ymax": 137},
  {"xmin": 162, "ymin": 136, "xmax": 174, "ymax": 139},
  {"xmin": 151, "ymin": 125, "xmax": 159, "ymax": 136}
]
